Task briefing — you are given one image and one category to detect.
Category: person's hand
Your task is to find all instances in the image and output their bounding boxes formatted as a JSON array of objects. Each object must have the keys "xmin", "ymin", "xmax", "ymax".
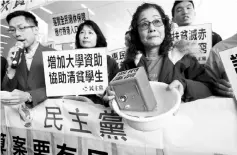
[
  {"xmin": 214, "ymin": 79, "xmax": 234, "ymax": 97},
  {"xmin": 167, "ymin": 80, "xmax": 184, "ymax": 97},
  {"xmin": 1, "ymin": 89, "xmax": 30, "ymax": 106},
  {"xmin": 173, "ymin": 39, "xmax": 199, "ymax": 55},
  {"xmin": 102, "ymin": 86, "xmax": 116, "ymax": 108},
  {"xmin": 7, "ymin": 45, "xmax": 22, "ymax": 68}
]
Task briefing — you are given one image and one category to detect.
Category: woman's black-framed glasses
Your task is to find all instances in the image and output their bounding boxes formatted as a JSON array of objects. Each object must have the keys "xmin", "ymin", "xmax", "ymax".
[{"xmin": 138, "ymin": 18, "xmax": 164, "ymax": 30}]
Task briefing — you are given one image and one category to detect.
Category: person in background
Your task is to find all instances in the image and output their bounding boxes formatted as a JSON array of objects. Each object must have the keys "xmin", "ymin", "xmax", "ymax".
[
  {"xmin": 171, "ymin": 0, "xmax": 233, "ymax": 98},
  {"xmin": 205, "ymin": 34, "xmax": 236, "ymax": 97},
  {"xmin": 172, "ymin": 0, "xmax": 234, "ymax": 98},
  {"xmin": 171, "ymin": 0, "xmax": 222, "ymax": 47},
  {"xmin": 75, "ymin": 20, "xmax": 119, "ymax": 82},
  {"xmin": 1, "ymin": 10, "xmax": 56, "ymax": 108},
  {"xmin": 105, "ymin": 3, "xmax": 217, "ymax": 103},
  {"xmin": 1, "ymin": 54, "xmax": 7, "ymax": 88},
  {"xmin": 125, "ymin": 30, "xmax": 131, "ymax": 47},
  {"xmin": 70, "ymin": 20, "xmax": 119, "ymax": 106}
]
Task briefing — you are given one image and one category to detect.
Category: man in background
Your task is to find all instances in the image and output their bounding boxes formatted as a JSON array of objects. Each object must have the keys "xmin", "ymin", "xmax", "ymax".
[
  {"xmin": 172, "ymin": 0, "xmax": 233, "ymax": 97},
  {"xmin": 171, "ymin": 0, "xmax": 222, "ymax": 47}
]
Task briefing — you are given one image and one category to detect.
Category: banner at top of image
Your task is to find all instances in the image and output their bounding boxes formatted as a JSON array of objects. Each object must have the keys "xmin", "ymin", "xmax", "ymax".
[{"xmin": 50, "ymin": 8, "xmax": 89, "ymax": 44}]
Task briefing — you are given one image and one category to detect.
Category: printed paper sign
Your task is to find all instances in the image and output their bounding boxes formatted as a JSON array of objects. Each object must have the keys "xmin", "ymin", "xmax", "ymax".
[
  {"xmin": 51, "ymin": 9, "xmax": 89, "ymax": 44},
  {"xmin": 42, "ymin": 48, "xmax": 108, "ymax": 97},
  {"xmin": 219, "ymin": 47, "xmax": 237, "ymax": 99},
  {"xmin": 172, "ymin": 23, "xmax": 212, "ymax": 64},
  {"xmin": 109, "ymin": 48, "xmax": 126, "ymax": 68}
]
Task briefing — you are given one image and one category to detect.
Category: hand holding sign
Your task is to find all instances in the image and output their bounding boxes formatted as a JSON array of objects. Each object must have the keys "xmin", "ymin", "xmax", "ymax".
[
  {"xmin": 219, "ymin": 48, "xmax": 237, "ymax": 99},
  {"xmin": 173, "ymin": 39, "xmax": 199, "ymax": 56},
  {"xmin": 213, "ymin": 74, "xmax": 234, "ymax": 97}
]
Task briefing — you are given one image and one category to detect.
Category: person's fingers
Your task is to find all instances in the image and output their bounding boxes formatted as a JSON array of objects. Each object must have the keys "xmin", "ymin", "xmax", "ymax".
[
  {"xmin": 167, "ymin": 80, "xmax": 184, "ymax": 96},
  {"xmin": 167, "ymin": 80, "xmax": 184, "ymax": 95},
  {"xmin": 12, "ymin": 89, "xmax": 20, "ymax": 92},
  {"xmin": 217, "ymin": 79, "xmax": 232, "ymax": 88},
  {"xmin": 1, "ymin": 100, "xmax": 21, "ymax": 106},
  {"xmin": 104, "ymin": 95, "xmax": 115, "ymax": 101},
  {"xmin": 11, "ymin": 92, "xmax": 20, "ymax": 97},
  {"xmin": 107, "ymin": 89, "xmax": 115, "ymax": 96},
  {"xmin": 1, "ymin": 95, "xmax": 19, "ymax": 101},
  {"xmin": 103, "ymin": 87, "xmax": 116, "ymax": 102},
  {"xmin": 102, "ymin": 93, "xmax": 115, "ymax": 102},
  {"xmin": 109, "ymin": 100, "xmax": 115, "ymax": 110},
  {"xmin": 215, "ymin": 81, "xmax": 232, "ymax": 92},
  {"xmin": 213, "ymin": 87, "xmax": 234, "ymax": 97}
]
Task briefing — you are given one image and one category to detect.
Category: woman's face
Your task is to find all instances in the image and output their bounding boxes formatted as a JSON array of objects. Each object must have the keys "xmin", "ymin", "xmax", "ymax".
[
  {"xmin": 79, "ymin": 25, "xmax": 97, "ymax": 48},
  {"xmin": 137, "ymin": 7, "xmax": 165, "ymax": 49}
]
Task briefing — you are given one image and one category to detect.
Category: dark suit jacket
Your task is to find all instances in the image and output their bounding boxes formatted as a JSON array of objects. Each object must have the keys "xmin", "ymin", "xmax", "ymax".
[
  {"xmin": 1, "ymin": 56, "xmax": 7, "ymax": 88},
  {"xmin": 2, "ymin": 43, "xmax": 56, "ymax": 108}
]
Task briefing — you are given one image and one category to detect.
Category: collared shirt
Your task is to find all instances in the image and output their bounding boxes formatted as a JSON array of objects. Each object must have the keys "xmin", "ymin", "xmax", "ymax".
[{"xmin": 25, "ymin": 42, "xmax": 39, "ymax": 70}]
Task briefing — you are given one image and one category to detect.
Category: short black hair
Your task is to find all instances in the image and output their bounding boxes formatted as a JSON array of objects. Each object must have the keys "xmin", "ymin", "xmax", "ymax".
[
  {"xmin": 171, "ymin": 1, "xmax": 194, "ymax": 17},
  {"xmin": 6, "ymin": 10, "xmax": 38, "ymax": 26},
  {"xmin": 75, "ymin": 20, "xmax": 107, "ymax": 49}
]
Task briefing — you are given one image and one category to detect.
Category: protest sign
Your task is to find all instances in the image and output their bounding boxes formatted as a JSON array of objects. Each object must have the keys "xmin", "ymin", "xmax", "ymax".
[
  {"xmin": 172, "ymin": 23, "xmax": 212, "ymax": 64},
  {"xmin": 50, "ymin": 9, "xmax": 89, "ymax": 44},
  {"xmin": 109, "ymin": 48, "xmax": 126, "ymax": 68},
  {"xmin": 42, "ymin": 48, "xmax": 108, "ymax": 97},
  {"xmin": 219, "ymin": 46, "xmax": 237, "ymax": 99}
]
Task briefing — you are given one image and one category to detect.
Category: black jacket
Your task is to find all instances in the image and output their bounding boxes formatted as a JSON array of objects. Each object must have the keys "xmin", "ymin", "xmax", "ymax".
[{"xmin": 120, "ymin": 54, "xmax": 216, "ymax": 102}]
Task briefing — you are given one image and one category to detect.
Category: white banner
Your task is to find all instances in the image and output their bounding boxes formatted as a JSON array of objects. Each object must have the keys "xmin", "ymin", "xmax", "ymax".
[
  {"xmin": 1, "ymin": 96, "xmax": 237, "ymax": 154},
  {"xmin": 42, "ymin": 48, "xmax": 108, "ymax": 97},
  {"xmin": 50, "ymin": 8, "xmax": 89, "ymax": 44},
  {"xmin": 172, "ymin": 23, "xmax": 212, "ymax": 64},
  {"xmin": 219, "ymin": 46, "xmax": 237, "ymax": 99},
  {"xmin": 1, "ymin": 99, "xmax": 164, "ymax": 155}
]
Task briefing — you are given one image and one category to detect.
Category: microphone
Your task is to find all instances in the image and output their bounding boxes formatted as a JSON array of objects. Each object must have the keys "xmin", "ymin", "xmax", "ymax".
[{"xmin": 11, "ymin": 41, "xmax": 24, "ymax": 69}]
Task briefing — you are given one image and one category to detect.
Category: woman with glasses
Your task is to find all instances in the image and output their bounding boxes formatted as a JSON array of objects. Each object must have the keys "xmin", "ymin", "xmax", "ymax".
[{"xmin": 108, "ymin": 3, "xmax": 217, "ymax": 102}]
